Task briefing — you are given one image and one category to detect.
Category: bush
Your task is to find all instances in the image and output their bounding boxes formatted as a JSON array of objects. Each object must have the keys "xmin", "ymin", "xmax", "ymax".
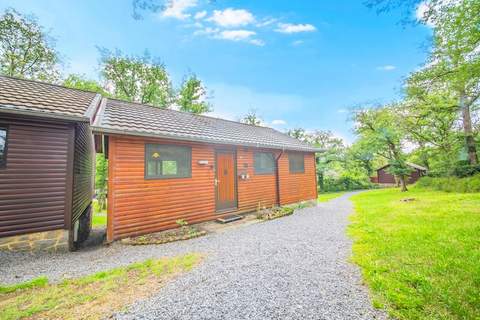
[
  {"xmin": 321, "ymin": 176, "xmax": 374, "ymax": 192},
  {"xmin": 452, "ymin": 163, "xmax": 480, "ymax": 178},
  {"xmin": 416, "ymin": 174, "xmax": 480, "ymax": 193}
]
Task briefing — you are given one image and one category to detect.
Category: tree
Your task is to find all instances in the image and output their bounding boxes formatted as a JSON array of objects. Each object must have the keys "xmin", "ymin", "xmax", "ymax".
[
  {"xmin": 63, "ymin": 74, "xmax": 110, "ymax": 95},
  {"xmin": 95, "ymin": 154, "xmax": 108, "ymax": 211},
  {"xmin": 99, "ymin": 48, "xmax": 173, "ymax": 108},
  {"xmin": 287, "ymin": 128, "xmax": 307, "ymax": 140},
  {"xmin": 0, "ymin": 8, "xmax": 60, "ymax": 81},
  {"xmin": 177, "ymin": 74, "xmax": 212, "ymax": 114},
  {"xmin": 241, "ymin": 109, "xmax": 263, "ymax": 126},
  {"xmin": 407, "ymin": 0, "xmax": 480, "ymax": 165},
  {"xmin": 353, "ymin": 105, "xmax": 411, "ymax": 191}
]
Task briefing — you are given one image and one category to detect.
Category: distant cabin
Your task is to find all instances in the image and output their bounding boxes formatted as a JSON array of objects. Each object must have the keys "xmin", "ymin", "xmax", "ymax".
[{"xmin": 371, "ymin": 163, "xmax": 427, "ymax": 185}]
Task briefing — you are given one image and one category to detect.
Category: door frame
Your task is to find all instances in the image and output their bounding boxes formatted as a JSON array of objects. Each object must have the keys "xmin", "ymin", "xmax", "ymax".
[{"xmin": 214, "ymin": 148, "xmax": 238, "ymax": 212}]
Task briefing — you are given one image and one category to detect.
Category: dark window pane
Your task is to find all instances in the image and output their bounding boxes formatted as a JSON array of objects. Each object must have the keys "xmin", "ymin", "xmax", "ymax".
[
  {"xmin": 145, "ymin": 144, "xmax": 191, "ymax": 179},
  {"xmin": 288, "ymin": 153, "xmax": 304, "ymax": 173},
  {"xmin": 254, "ymin": 152, "xmax": 275, "ymax": 174},
  {"xmin": 0, "ymin": 127, "xmax": 7, "ymax": 167}
]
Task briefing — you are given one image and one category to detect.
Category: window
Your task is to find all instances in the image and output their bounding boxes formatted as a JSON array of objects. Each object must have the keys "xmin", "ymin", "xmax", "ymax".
[
  {"xmin": 254, "ymin": 152, "xmax": 275, "ymax": 174},
  {"xmin": 145, "ymin": 144, "xmax": 191, "ymax": 179},
  {"xmin": 288, "ymin": 153, "xmax": 304, "ymax": 173},
  {"xmin": 0, "ymin": 126, "xmax": 7, "ymax": 168}
]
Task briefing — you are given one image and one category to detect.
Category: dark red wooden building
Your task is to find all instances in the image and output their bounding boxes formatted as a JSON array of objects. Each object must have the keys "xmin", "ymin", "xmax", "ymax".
[
  {"xmin": 371, "ymin": 162, "xmax": 427, "ymax": 185},
  {"xmin": 0, "ymin": 76, "xmax": 100, "ymax": 251}
]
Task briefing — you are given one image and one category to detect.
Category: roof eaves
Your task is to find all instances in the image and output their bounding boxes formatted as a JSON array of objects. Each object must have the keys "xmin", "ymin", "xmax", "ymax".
[
  {"xmin": 91, "ymin": 126, "xmax": 320, "ymax": 152},
  {"xmin": 0, "ymin": 104, "xmax": 90, "ymax": 122}
]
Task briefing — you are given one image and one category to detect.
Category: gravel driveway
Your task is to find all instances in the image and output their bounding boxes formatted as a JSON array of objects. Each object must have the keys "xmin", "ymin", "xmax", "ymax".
[{"xmin": 0, "ymin": 193, "xmax": 385, "ymax": 319}]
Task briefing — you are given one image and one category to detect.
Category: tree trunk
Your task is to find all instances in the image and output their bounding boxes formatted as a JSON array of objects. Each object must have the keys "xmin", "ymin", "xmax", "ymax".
[
  {"xmin": 460, "ymin": 94, "xmax": 478, "ymax": 165},
  {"xmin": 399, "ymin": 175, "xmax": 408, "ymax": 192}
]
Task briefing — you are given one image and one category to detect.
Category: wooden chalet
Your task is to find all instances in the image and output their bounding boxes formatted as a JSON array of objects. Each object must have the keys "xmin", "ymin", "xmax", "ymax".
[{"xmin": 92, "ymin": 99, "xmax": 320, "ymax": 242}]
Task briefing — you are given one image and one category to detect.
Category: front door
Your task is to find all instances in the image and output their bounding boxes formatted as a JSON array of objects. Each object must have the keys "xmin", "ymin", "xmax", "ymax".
[{"xmin": 215, "ymin": 150, "xmax": 237, "ymax": 211}]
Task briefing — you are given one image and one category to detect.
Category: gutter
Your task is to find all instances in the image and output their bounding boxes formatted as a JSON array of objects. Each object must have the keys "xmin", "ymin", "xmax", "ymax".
[
  {"xmin": 91, "ymin": 126, "xmax": 321, "ymax": 153},
  {"xmin": 0, "ymin": 105, "xmax": 90, "ymax": 123}
]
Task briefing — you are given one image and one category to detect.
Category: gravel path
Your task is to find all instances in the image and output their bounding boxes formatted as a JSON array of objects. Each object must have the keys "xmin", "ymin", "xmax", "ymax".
[{"xmin": 0, "ymin": 193, "xmax": 385, "ymax": 319}]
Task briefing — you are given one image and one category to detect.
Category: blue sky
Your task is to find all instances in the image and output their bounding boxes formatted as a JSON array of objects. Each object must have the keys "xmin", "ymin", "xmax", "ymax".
[{"xmin": 1, "ymin": 0, "xmax": 431, "ymax": 142}]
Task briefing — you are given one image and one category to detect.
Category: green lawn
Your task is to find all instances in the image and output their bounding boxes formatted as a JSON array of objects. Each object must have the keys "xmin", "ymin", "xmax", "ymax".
[
  {"xmin": 349, "ymin": 187, "xmax": 480, "ymax": 319},
  {"xmin": 92, "ymin": 199, "xmax": 107, "ymax": 228},
  {"xmin": 317, "ymin": 191, "xmax": 345, "ymax": 202},
  {"xmin": 0, "ymin": 254, "xmax": 200, "ymax": 320}
]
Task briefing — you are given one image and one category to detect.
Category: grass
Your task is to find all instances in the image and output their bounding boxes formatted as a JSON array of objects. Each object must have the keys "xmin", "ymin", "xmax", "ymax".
[
  {"xmin": 0, "ymin": 253, "xmax": 201, "ymax": 320},
  {"xmin": 349, "ymin": 187, "xmax": 480, "ymax": 319},
  {"xmin": 92, "ymin": 199, "xmax": 107, "ymax": 227},
  {"xmin": 317, "ymin": 191, "xmax": 345, "ymax": 202}
]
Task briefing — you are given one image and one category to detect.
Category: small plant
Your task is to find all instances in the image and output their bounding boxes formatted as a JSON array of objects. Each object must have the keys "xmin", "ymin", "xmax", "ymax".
[{"xmin": 176, "ymin": 219, "xmax": 189, "ymax": 227}]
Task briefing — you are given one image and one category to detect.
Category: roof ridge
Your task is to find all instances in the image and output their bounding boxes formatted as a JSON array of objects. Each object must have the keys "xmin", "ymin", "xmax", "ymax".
[
  {"xmin": 0, "ymin": 75, "xmax": 99, "ymax": 95},
  {"xmin": 106, "ymin": 97, "xmax": 286, "ymax": 132}
]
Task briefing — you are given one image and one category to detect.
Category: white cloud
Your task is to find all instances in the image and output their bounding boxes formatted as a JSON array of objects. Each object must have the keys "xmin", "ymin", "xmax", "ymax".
[
  {"xmin": 271, "ymin": 119, "xmax": 287, "ymax": 125},
  {"xmin": 194, "ymin": 10, "xmax": 207, "ymax": 20},
  {"xmin": 376, "ymin": 65, "xmax": 396, "ymax": 71},
  {"xmin": 256, "ymin": 18, "xmax": 277, "ymax": 27},
  {"xmin": 275, "ymin": 23, "xmax": 316, "ymax": 34},
  {"xmin": 292, "ymin": 40, "xmax": 304, "ymax": 46},
  {"xmin": 208, "ymin": 8, "xmax": 255, "ymax": 27},
  {"xmin": 162, "ymin": 0, "xmax": 198, "ymax": 20},
  {"xmin": 337, "ymin": 108, "xmax": 348, "ymax": 113},
  {"xmin": 217, "ymin": 29, "xmax": 256, "ymax": 41},
  {"xmin": 415, "ymin": 1, "xmax": 435, "ymax": 27},
  {"xmin": 249, "ymin": 39, "xmax": 265, "ymax": 46}
]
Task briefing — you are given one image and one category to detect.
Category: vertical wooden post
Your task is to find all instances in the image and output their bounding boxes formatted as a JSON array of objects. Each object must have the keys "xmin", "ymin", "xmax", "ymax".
[{"xmin": 106, "ymin": 136, "xmax": 115, "ymax": 242}]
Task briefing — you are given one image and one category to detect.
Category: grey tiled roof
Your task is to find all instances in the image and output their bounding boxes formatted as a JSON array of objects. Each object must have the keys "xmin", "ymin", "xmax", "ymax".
[
  {"xmin": 0, "ymin": 76, "xmax": 100, "ymax": 121},
  {"xmin": 93, "ymin": 98, "xmax": 320, "ymax": 152}
]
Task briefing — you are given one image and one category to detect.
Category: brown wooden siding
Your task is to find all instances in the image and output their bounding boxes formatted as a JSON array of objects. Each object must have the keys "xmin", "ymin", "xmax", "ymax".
[
  {"xmin": 72, "ymin": 122, "xmax": 94, "ymax": 222},
  {"xmin": 237, "ymin": 147, "xmax": 277, "ymax": 211},
  {"xmin": 0, "ymin": 117, "xmax": 73, "ymax": 237},
  {"xmin": 278, "ymin": 152, "xmax": 317, "ymax": 205},
  {"xmin": 107, "ymin": 135, "xmax": 216, "ymax": 240},
  {"xmin": 107, "ymin": 135, "xmax": 317, "ymax": 241}
]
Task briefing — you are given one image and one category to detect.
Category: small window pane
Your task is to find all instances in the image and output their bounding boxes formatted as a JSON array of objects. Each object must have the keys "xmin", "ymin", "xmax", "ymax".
[
  {"xmin": 0, "ymin": 127, "xmax": 7, "ymax": 167},
  {"xmin": 254, "ymin": 152, "xmax": 275, "ymax": 174},
  {"xmin": 289, "ymin": 153, "xmax": 305, "ymax": 173},
  {"xmin": 162, "ymin": 160, "xmax": 177, "ymax": 175},
  {"xmin": 145, "ymin": 144, "xmax": 191, "ymax": 179}
]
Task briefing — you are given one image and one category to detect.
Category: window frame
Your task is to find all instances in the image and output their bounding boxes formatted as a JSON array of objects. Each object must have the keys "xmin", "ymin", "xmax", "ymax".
[
  {"xmin": 0, "ymin": 125, "xmax": 8, "ymax": 169},
  {"xmin": 288, "ymin": 152, "xmax": 305, "ymax": 174},
  {"xmin": 253, "ymin": 151, "xmax": 276, "ymax": 175},
  {"xmin": 144, "ymin": 143, "xmax": 192, "ymax": 180}
]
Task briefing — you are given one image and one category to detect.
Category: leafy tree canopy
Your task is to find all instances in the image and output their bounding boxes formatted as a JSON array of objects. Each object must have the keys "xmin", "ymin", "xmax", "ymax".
[
  {"xmin": 177, "ymin": 74, "xmax": 212, "ymax": 114},
  {"xmin": 99, "ymin": 48, "xmax": 173, "ymax": 108},
  {"xmin": 63, "ymin": 74, "xmax": 110, "ymax": 96},
  {"xmin": 0, "ymin": 8, "xmax": 60, "ymax": 81},
  {"xmin": 241, "ymin": 109, "xmax": 263, "ymax": 126}
]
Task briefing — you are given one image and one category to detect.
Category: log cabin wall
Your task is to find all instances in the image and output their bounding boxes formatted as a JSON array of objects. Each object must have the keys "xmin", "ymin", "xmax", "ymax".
[
  {"xmin": 107, "ymin": 135, "xmax": 318, "ymax": 241},
  {"xmin": 72, "ymin": 122, "xmax": 95, "ymax": 224},
  {"xmin": 278, "ymin": 152, "xmax": 317, "ymax": 205},
  {"xmin": 0, "ymin": 116, "xmax": 74, "ymax": 238},
  {"xmin": 236, "ymin": 147, "xmax": 278, "ymax": 211},
  {"xmin": 107, "ymin": 135, "xmax": 216, "ymax": 241}
]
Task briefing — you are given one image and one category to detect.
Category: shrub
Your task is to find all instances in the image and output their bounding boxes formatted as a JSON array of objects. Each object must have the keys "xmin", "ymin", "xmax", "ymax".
[
  {"xmin": 321, "ymin": 176, "xmax": 374, "ymax": 192},
  {"xmin": 416, "ymin": 174, "xmax": 480, "ymax": 193}
]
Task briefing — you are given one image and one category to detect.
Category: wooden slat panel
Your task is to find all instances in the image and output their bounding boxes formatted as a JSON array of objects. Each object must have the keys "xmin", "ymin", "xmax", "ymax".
[
  {"xmin": 0, "ymin": 119, "xmax": 71, "ymax": 237},
  {"xmin": 71, "ymin": 122, "xmax": 94, "ymax": 222},
  {"xmin": 278, "ymin": 152, "xmax": 317, "ymax": 205},
  {"xmin": 107, "ymin": 135, "xmax": 318, "ymax": 241},
  {"xmin": 236, "ymin": 148, "xmax": 277, "ymax": 211},
  {"xmin": 107, "ymin": 136, "xmax": 217, "ymax": 241}
]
